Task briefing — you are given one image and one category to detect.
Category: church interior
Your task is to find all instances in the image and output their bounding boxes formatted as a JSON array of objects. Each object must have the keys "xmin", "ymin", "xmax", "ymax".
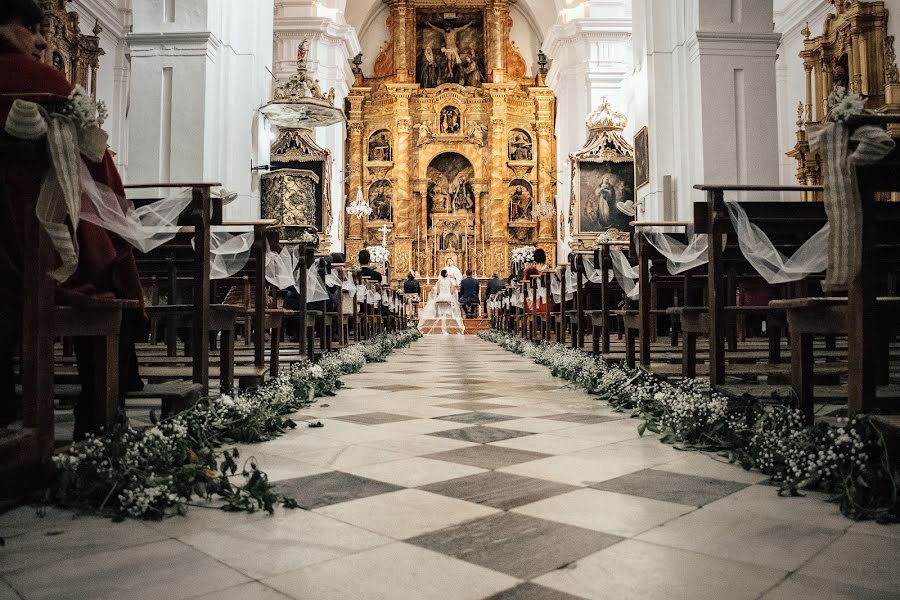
[{"xmin": 1, "ymin": 0, "xmax": 900, "ymax": 598}]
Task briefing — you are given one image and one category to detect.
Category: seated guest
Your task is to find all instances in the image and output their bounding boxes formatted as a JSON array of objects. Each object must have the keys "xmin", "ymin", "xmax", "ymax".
[
  {"xmin": 523, "ymin": 248, "xmax": 548, "ymax": 280},
  {"xmin": 0, "ymin": 0, "xmax": 145, "ymax": 436},
  {"xmin": 358, "ymin": 249, "xmax": 383, "ymax": 283},
  {"xmin": 485, "ymin": 272, "xmax": 506, "ymax": 313},
  {"xmin": 459, "ymin": 270, "xmax": 480, "ymax": 318},
  {"xmin": 403, "ymin": 271, "xmax": 421, "ymax": 295}
]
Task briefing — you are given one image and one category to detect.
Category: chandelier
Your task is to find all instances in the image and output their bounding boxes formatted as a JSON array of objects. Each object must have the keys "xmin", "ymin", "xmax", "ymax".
[
  {"xmin": 533, "ymin": 195, "xmax": 555, "ymax": 219},
  {"xmin": 346, "ymin": 186, "xmax": 372, "ymax": 219}
]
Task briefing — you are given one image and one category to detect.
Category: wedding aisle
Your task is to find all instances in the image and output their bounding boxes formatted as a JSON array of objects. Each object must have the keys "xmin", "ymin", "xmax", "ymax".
[{"xmin": 2, "ymin": 336, "xmax": 898, "ymax": 599}]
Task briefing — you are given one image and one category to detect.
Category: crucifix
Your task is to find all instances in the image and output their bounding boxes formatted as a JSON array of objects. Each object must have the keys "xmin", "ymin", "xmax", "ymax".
[{"xmin": 380, "ymin": 224, "xmax": 390, "ymax": 247}]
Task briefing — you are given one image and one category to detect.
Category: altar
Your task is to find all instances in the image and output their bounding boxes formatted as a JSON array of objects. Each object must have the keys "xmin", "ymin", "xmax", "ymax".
[{"xmin": 343, "ymin": 0, "xmax": 558, "ymax": 283}]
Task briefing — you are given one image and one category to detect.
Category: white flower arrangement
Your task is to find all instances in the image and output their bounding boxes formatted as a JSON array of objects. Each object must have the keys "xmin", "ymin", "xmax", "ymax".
[
  {"xmin": 65, "ymin": 84, "xmax": 108, "ymax": 129},
  {"xmin": 479, "ymin": 329, "xmax": 897, "ymax": 522},
  {"xmin": 50, "ymin": 327, "xmax": 423, "ymax": 520},
  {"xmin": 366, "ymin": 245, "xmax": 389, "ymax": 264},
  {"xmin": 298, "ymin": 230, "xmax": 319, "ymax": 245},
  {"xmin": 512, "ymin": 245, "xmax": 536, "ymax": 264},
  {"xmin": 827, "ymin": 86, "xmax": 867, "ymax": 123}
]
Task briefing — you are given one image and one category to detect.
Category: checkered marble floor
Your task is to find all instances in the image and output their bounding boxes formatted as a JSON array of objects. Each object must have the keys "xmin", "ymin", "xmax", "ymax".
[{"xmin": 2, "ymin": 336, "xmax": 899, "ymax": 600}]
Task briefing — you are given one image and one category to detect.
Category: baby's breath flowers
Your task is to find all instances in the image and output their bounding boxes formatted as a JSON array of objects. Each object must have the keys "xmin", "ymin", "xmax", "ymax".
[
  {"xmin": 479, "ymin": 329, "xmax": 898, "ymax": 522},
  {"xmin": 50, "ymin": 328, "xmax": 423, "ymax": 520}
]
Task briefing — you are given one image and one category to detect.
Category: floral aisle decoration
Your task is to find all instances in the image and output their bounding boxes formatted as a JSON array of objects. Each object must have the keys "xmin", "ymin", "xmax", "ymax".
[
  {"xmin": 479, "ymin": 329, "xmax": 898, "ymax": 522},
  {"xmin": 50, "ymin": 328, "xmax": 422, "ymax": 520},
  {"xmin": 366, "ymin": 245, "xmax": 389, "ymax": 265},
  {"xmin": 511, "ymin": 245, "xmax": 536, "ymax": 264}
]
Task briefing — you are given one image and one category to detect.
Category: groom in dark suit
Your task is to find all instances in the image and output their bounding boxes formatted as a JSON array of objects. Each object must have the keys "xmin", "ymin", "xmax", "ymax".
[{"xmin": 459, "ymin": 270, "xmax": 480, "ymax": 318}]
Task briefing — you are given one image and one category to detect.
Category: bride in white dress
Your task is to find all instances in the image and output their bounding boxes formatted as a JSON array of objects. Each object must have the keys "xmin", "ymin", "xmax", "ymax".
[{"xmin": 417, "ymin": 270, "xmax": 466, "ymax": 335}]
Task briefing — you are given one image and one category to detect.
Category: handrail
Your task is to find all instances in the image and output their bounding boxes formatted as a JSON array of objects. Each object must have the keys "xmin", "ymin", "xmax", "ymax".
[{"xmin": 124, "ymin": 182, "xmax": 222, "ymax": 189}]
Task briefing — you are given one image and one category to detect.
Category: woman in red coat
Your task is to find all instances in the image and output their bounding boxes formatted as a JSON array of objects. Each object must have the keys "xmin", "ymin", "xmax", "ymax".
[{"xmin": 0, "ymin": 0, "xmax": 145, "ymax": 437}]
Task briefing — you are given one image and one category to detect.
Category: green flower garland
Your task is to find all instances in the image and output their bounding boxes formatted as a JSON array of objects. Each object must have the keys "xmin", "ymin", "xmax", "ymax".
[
  {"xmin": 48, "ymin": 328, "xmax": 423, "ymax": 520},
  {"xmin": 479, "ymin": 330, "xmax": 898, "ymax": 522}
]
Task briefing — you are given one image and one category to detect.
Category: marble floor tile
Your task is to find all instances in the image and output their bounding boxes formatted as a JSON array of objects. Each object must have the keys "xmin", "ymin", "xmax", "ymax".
[
  {"xmin": 437, "ymin": 401, "xmax": 518, "ymax": 411},
  {"xmin": 653, "ymin": 451, "xmax": 770, "ymax": 484},
  {"xmin": 760, "ymin": 573, "xmax": 898, "ymax": 600},
  {"xmin": 263, "ymin": 542, "xmax": 518, "ymax": 600},
  {"xmin": 341, "ymin": 456, "xmax": 486, "ymax": 487},
  {"xmin": 488, "ymin": 417, "xmax": 582, "ymax": 433},
  {"xmin": 274, "ymin": 471, "xmax": 402, "ymax": 509},
  {"xmin": 179, "ymin": 510, "xmax": 392, "ymax": 578},
  {"xmin": 419, "ymin": 471, "xmax": 578, "ymax": 510},
  {"xmin": 363, "ymin": 384, "xmax": 428, "ymax": 391},
  {"xmin": 483, "ymin": 405, "xmax": 571, "ymax": 418},
  {"xmin": 514, "ymin": 488, "xmax": 694, "ymax": 537},
  {"xmin": 534, "ymin": 539, "xmax": 786, "ymax": 600},
  {"xmin": 6, "ymin": 539, "xmax": 249, "ymax": 600},
  {"xmin": 407, "ymin": 512, "xmax": 621, "ymax": 579},
  {"xmin": 360, "ymin": 433, "xmax": 479, "ymax": 456},
  {"xmin": 707, "ymin": 484, "xmax": 853, "ymax": 531},
  {"xmin": 589, "ymin": 469, "xmax": 749, "ymax": 507},
  {"xmin": 332, "ymin": 411, "xmax": 420, "ymax": 425},
  {"xmin": 498, "ymin": 454, "xmax": 650, "ymax": 486},
  {"xmin": 436, "ymin": 391, "xmax": 505, "ymax": 402},
  {"xmin": 489, "ymin": 433, "xmax": 602, "ymax": 455},
  {"xmin": 0, "ymin": 579, "xmax": 18, "ymax": 600},
  {"xmin": 0, "ymin": 507, "xmax": 166, "ymax": 575},
  {"xmin": 553, "ymin": 419, "xmax": 643, "ymax": 444},
  {"xmin": 429, "ymin": 425, "xmax": 534, "ymax": 444},
  {"xmin": 435, "ymin": 411, "xmax": 519, "ymax": 425},
  {"xmin": 797, "ymin": 532, "xmax": 900, "ymax": 593},
  {"xmin": 484, "ymin": 583, "xmax": 587, "ymax": 600},
  {"xmin": 541, "ymin": 413, "xmax": 623, "ymax": 424},
  {"xmin": 188, "ymin": 582, "xmax": 293, "ymax": 600},
  {"xmin": 636, "ymin": 503, "xmax": 843, "ymax": 571},
  {"xmin": 296, "ymin": 444, "xmax": 410, "ymax": 469},
  {"xmin": 426, "ymin": 445, "xmax": 549, "ymax": 469},
  {"xmin": 314, "ymin": 489, "xmax": 498, "ymax": 539}
]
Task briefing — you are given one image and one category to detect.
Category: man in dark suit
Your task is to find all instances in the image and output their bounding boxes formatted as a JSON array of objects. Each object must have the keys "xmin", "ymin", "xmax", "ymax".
[
  {"xmin": 459, "ymin": 270, "xmax": 480, "ymax": 318},
  {"xmin": 358, "ymin": 249, "xmax": 383, "ymax": 283},
  {"xmin": 484, "ymin": 273, "xmax": 506, "ymax": 314}
]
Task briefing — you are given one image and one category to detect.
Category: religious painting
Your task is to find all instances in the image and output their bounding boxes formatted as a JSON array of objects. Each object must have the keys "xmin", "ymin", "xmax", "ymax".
[
  {"xmin": 634, "ymin": 126, "xmax": 649, "ymax": 189},
  {"xmin": 368, "ymin": 129, "xmax": 392, "ymax": 161},
  {"xmin": 575, "ymin": 161, "xmax": 635, "ymax": 236},
  {"xmin": 508, "ymin": 180, "xmax": 533, "ymax": 222},
  {"xmin": 416, "ymin": 9, "xmax": 485, "ymax": 88},
  {"xmin": 508, "ymin": 129, "xmax": 533, "ymax": 161},
  {"xmin": 440, "ymin": 106, "xmax": 461, "ymax": 134},
  {"xmin": 426, "ymin": 152, "xmax": 475, "ymax": 221},
  {"xmin": 368, "ymin": 179, "xmax": 393, "ymax": 221}
]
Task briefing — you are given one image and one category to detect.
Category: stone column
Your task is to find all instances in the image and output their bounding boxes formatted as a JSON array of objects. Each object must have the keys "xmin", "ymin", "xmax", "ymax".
[
  {"xmin": 393, "ymin": 0, "xmax": 411, "ymax": 82},
  {"xmin": 346, "ymin": 90, "xmax": 368, "ymax": 250},
  {"xmin": 386, "ymin": 83, "xmax": 419, "ymax": 279}
]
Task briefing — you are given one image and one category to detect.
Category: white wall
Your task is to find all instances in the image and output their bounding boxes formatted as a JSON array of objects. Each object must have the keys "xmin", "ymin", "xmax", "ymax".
[{"xmin": 126, "ymin": 0, "xmax": 274, "ymax": 221}]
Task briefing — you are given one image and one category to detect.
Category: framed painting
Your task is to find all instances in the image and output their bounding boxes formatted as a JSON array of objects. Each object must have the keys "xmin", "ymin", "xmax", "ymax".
[
  {"xmin": 573, "ymin": 159, "xmax": 635, "ymax": 242},
  {"xmin": 634, "ymin": 126, "xmax": 649, "ymax": 189},
  {"xmin": 415, "ymin": 9, "xmax": 486, "ymax": 89}
]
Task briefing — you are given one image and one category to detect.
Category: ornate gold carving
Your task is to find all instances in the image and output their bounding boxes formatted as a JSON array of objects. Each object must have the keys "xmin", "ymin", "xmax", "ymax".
[
  {"xmin": 345, "ymin": 0, "xmax": 557, "ymax": 281},
  {"xmin": 887, "ymin": 35, "xmax": 899, "ymax": 84},
  {"xmin": 41, "ymin": 0, "xmax": 104, "ymax": 95}
]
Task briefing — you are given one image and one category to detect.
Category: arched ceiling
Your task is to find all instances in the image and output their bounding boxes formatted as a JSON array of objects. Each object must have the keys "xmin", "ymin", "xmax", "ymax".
[{"xmin": 344, "ymin": 0, "xmax": 560, "ymax": 42}]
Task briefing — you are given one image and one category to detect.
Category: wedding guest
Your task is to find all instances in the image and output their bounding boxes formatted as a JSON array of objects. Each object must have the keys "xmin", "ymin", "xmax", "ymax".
[
  {"xmin": 459, "ymin": 270, "xmax": 480, "ymax": 318},
  {"xmin": 358, "ymin": 249, "xmax": 383, "ymax": 283},
  {"xmin": 0, "ymin": 0, "xmax": 145, "ymax": 435},
  {"xmin": 484, "ymin": 273, "xmax": 506, "ymax": 313},
  {"xmin": 403, "ymin": 271, "xmax": 421, "ymax": 295},
  {"xmin": 523, "ymin": 248, "xmax": 548, "ymax": 280}
]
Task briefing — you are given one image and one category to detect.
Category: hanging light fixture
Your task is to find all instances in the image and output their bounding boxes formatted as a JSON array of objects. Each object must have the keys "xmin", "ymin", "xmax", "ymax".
[
  {"xmin": 346, "ymin": 186, "xmax": 372, "ymax": 219},
  {"xmin": 533, "ymin": 193, "xmax": 556, "ymax": 219}
]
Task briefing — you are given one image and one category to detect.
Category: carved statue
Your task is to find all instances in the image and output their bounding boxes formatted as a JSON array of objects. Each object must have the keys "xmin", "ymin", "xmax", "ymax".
[
  {"xmin": 368, "ymin": 130, "xmax": 392, "ymax": 161},
  {"xmin": 430, "ymin": 181, "xmax": 450, "ymax": 212},
  {"xmin": 297, "ymin": 39, "xmax": 310, "ymax": 65},
  {"xmin": 509, "ymin": 185, "xmax": 532, "ymax": 221},
  {"xmin": 509, "ymin": 131, "xmax": 533, "ymax": 161},
  {"xmin": 440, "ymin": 106, "xmax": 461, "ymax": 134},
  {"xmin": 468, "ymin": 122, "xmax": 486, "ymax": 147},
  {"xmin": 369, "ymin": 181, "xmax": 392, "ymax": 221},
  {"xmin": 414, "ymin": 122, "xmax": 433, "ymax": 147},
  {"xmin": 426, "ymin": 20, "xmax": 474, "ymax": 79}
]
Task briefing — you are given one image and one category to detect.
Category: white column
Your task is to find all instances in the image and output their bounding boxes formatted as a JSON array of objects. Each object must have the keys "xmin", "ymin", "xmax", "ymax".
[
  {"xmin": 543, "ymin": 0, "xmax": 632, "ymax": 258},
  {"xmin": 625, "ymin": 0, "xmax": 780, "ymax": 220},
  {"xmin": 273, "ymin": 0, "xmax": 360, "ymax": 252},
  {"xmin": 126, "ymin": 0, "xmax": 274, "ymax": 220}
]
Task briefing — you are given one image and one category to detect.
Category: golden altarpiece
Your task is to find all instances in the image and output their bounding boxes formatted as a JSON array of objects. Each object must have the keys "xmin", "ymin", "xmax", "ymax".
[
  {"xmin": 40, "ymin": 0, "xmax": 104, "ymax": 97},
  {"xmin": 344, "ymin": 0, "xmax": 557, "ymax": 281},
  {"xmin": 788, "ymin": 0, "xmax": 900, "ymax": 193}
]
